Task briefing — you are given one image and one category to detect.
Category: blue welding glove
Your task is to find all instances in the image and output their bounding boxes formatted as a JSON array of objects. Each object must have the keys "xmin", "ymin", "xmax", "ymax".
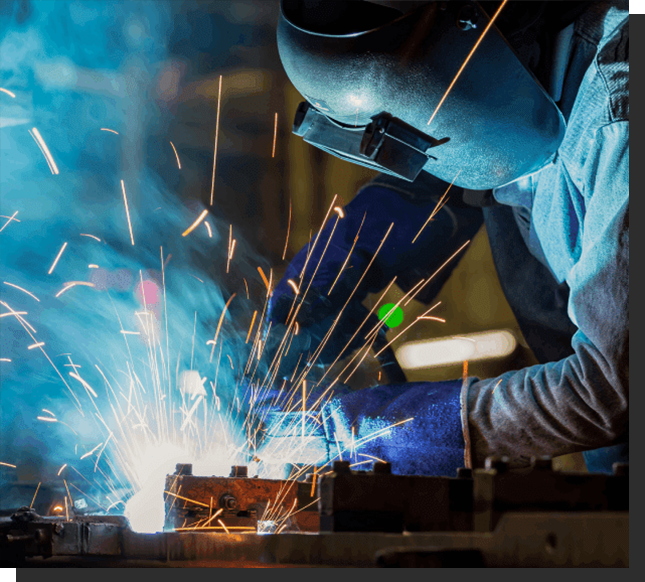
[
  {"xmin": 268, "ymin": 173, "xmax": 482, "ymax": 370},
  {"xmin": 259, "ymin": 380, "xmax": 466, "ymax": 477}
]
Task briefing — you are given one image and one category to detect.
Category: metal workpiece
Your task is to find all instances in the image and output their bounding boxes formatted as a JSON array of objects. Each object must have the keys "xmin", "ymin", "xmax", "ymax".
[
  {"xmin": 0, "ymin": 511, "xmax": 628, "ymax": 567},
  {"xmin": 472, "ymin": 461, "xmax": 629, "ymax": 533},
  {"xmin": 318, "ymin": 470, "xmax": 474, "ymax": 533},
  {"xmin": 163, "ymin": 472, "xmax": 319, "ymax": 533}
]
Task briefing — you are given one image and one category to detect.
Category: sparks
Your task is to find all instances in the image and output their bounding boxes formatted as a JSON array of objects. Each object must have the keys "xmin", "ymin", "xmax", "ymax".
[
  {"xmin": 333, "ymin": 206, "xmax": 345, "ymax": 219},
  {"xmin": 100, "ymin": 128, "xmax": 119, "ymax": 135},
  {"xmin": 246, "ymin": 311, "xmax": 258, "ymax": 344},
  {"xmin": 80, "ymin": 233, "xmax": 101, "ymax": 242},
  {"xmin": 282, "ymin": 198, "xmax": 292, "ymax": 261},
  {"xmin": 48, "ymin": 242, "xmax": 68, "ymax": 275},
  {"xmin": 29, "ymin": 127, "xmax": 59, "ymax": 174},
  {"xmin": 287, "ymin": 279, "xmax": 299, "ymax": 295},
  {"xmin": 257, "ymin": 266, "xmax": 270, "ymax": 290},
  {"xmin": 0, "ymin": 87, "xmax": 16, "ymax": 98},
  {"xmin": 427, "ymin": 0, "xmax": 509, "ymax": 127},
  {"xmin": 182, "ymin": 209, "xmax": 209, "ymax": 237},
  {"xmin": 169, "ymin": 140, "xmax": 182, "ymax": 169},
  {"xmin": 120, "ymin": 180, "xmax": 135, "ymax": 245},
  {"xmin": 37, "ymin": 416, "xmax": 58, "ymax": 423},
  {"xmin": 204, "ymin": 221, "xmax": 213, "ymax": 238},
  {"xmin": 80, "ymin": 442, "xmax": 104, "ymax": 460},
  {"xmin": 411, "ymin": 171, "xmax": 461, "ymax": 243},
  {"xmin": 0, "ymin": 461, "xmax": 17, "ymax": 468},
  {"xmin": 4, "ymin": 282, "xmax": 41, "ymax": 302},
  {"xmin": 0, "ymin": 211, "xmax": 19, "ymax": 233},
  {"xmin": 57, "ymin": 464, "xmax": 68, "ymax": 476},
  {"xmin": 210, "ymin": 74, "xmax": 223, "ymax": 206},
  {"xmin": 55, "ymin": 281, "xmax": 95, "ymax": 298},
  {"xmin": 0, "ymin": 359, "xmax": 11, "ymax": 363},
  {"xmin": 88, "ymin": 264, "xmax": 99, "ymax": 269},
  {"xmin": 28, "ymin": 342, "xmax": 45, "ymax": 350},
  {"xmin": 30, "ymin": 482, "xmax": 41, "ymax": 509},
  {"xmin": 272, "ymin": 112, "xmax": 278, "ymax": 158},
  {"xmin": 208, "ymin": 293, "xmax": 236, "ymax": 361}
]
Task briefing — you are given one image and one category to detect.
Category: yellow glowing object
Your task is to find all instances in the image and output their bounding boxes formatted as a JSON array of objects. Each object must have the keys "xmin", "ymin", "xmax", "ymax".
[
  {"xmin": 182, "ymin": 209, "xmax": 209, "ymax": 237},
  {"xmin": 48, "ymin": 242, "xmax": 68, "ymax": 275}
]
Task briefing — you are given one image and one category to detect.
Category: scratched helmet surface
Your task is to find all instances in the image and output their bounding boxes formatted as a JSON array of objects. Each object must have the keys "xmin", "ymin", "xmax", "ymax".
[{"xmin": 277, "ymin": 0, "xmax": 565, "ymax": 190}]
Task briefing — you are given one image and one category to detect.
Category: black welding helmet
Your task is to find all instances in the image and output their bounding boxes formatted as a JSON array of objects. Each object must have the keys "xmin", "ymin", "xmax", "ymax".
[{"xmin": 277, "ymin": 0, "xmax": 566, "ymax": 190}]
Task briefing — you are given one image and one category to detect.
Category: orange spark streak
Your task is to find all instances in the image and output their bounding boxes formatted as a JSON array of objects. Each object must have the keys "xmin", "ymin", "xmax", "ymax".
[
  {"xmin": 491, "ymin": 378, "xmax": 503, "ymax": 396},
  {"xmin": 227, "ymin": 239, "xmax": 237, "ymax": 273},
  {"xmin": 100, "ymin": 128, "xmax": 119, "ymax": 135},
  {"xmin": 404, "ymin": 240, "xmax": 471, "ymax": 305},
  {"xmin": 0, "ymin": 87, "xmax": 16, "ymax": 98},
  {"xmin": 182, "ymin": 209, "xmax": 209, "ymax": 237},
  {"xmin": 28, "ymin": 342, "xmax": 45, "ymax": 350},
  {"xmin": 30, "ymin": 482, "xmax": 41, "ymax": 508},
  {"xmin": 417, "ymin": 316, "xmax": 446, "ymax": 323},
  {"xmin": 88, "ymin": 264, "xmax": 99, "ymax": 269},
  {"xmin": 120, "ymin": 180, "xmax": 135, "ymax": 245},
  {"xmin": 333, "ymin": 206, "xmax": 345, "ymax": 219},
  {"xmin": 0, "ymin": 211, "xmax": 19, "ymax": 233},
  {"xmin": 282, "ymin": 199, "xmax": 292, "ymax": 261},
  {"xmin": 210, "ymin": 74, "xmax": 223, "ymax": 206},
  {"xmin": 328, "ymin": 212, "xmax": 366, "ymax": 295},
  {"xmin": 30, "ymin": 127, "xmax": 59, "ymax": 174},
  {"xmin": 243, "ymin": 277, "xmax": 250, "ymax": 300},
  {"xmin": 0, "ymin": 461, "xmax": 16, "ymax": 468},
  {"xmin": 55, "ymin": 281, "xmax": 95, "ymax": 298},
  {"xmin": 287, "ymin": 279, "xmax": 299, "ymax": 295},
  {"xmin": 80, "ymin": 233, "xmax": 101, "ymax": 242},
  {"xmin": 37, "ymin": 416, "xmax": 57, "ymax": 422},
  {"xmin": 462, "ymin": 360, "xmax": 469, "ymax": 385},
  {"xmin": 373, "ymin": 301, "xmax": 442, "ymax": 358},
  {"xmin": 310, "ymin": 469, "xmax": 317, "ymax": 498},
  {"xmin": 257, "ymin": 266, "xmax": 270, "ymax": 290},
  {"xmin": 48, "ymin": 242, "xmax": 68, "ymax": 275},
  {"xmin": 246, "ymin": 311, "xmax": 258, "ymax": 344},
  {"xmin": 0, "ymin": 359, "xmax": 11, "ymax": 363},
  {"xmin": 427, "ymin": 0, "xmax": 509, "ymax": 127},
  {"xmin": 272, "ymin": 112, "xmax": 278, "ymax": 158},
  {"xmin": 3, "ymin": 282, "xmax": 40, "ymax": 302},
  {"xmin": 217, "ymin": 519, "xmax": 230, "ymax": 534},
  {"xmin": 169, "ymin": 140, "xmax": 182, "ymax": 169},
  {"xmin": 209, "ymin": 293, "xmax": 236, "ymax": 361},
  {"xmin": 204, "ymin": 221, "xmax": 213, "ymax": 238},
  {"xmin": 301, "ymin": 380, "xmax": 307, "ymax": 445},
  {"xmin": 411, "ymin": 171, "xmax": 461, "ymax": 243},
  {"xmin": 57, "ymin": 464, "xmax": 67, "ymax": 476}
]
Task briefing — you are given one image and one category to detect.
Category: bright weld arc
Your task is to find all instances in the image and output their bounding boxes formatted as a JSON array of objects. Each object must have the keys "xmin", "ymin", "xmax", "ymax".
[
  {"xmin": 120, "ymin": 180, "xmax": 135, "ymax": 245},
  {"xmin": 30, "ymin": 127, "xmax": 59, "ymax": 174},
  {"xmin": 427, "ymin": 0, "xmax": 509, "ymax": 127},
  {"xmin": 182, "ymin": 209, "xmax": 209, "ymax": 237},
  {"xmin": 48, "ymin": 242, "xmax": 68, "ymax": 275}
]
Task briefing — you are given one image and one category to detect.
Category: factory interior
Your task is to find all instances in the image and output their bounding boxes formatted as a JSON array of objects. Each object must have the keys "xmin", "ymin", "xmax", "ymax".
[{"xmin": 0, "ymin": 0, "xmax": 629, "ymax": 569}]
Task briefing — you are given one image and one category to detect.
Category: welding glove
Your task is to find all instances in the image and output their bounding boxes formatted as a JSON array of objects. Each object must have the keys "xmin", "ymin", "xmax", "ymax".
[
  {"xmin": 259, "ymin": 379, "xmax": 466, "ymax": 477},
  {"xmin": 268, "ymin": 173, "xmax": 482, "ymax": 370}
]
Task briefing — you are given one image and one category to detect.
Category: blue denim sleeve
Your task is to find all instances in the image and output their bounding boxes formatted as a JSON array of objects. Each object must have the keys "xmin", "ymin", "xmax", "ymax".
[{"xmin": 463, "ymin": 122, "xmax": 629, "ymax": 468}]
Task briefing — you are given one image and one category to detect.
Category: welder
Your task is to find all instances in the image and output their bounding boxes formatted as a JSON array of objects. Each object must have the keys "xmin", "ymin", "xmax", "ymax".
[{"xmin": 264, "ymin": 0, "xmax": 629, "ymax": 475}]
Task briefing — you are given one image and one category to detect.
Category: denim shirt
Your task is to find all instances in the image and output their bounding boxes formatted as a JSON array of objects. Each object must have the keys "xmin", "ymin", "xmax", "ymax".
[{"xmin": 465, "ymin": 1, "xmax": 629, "ymax": 467}]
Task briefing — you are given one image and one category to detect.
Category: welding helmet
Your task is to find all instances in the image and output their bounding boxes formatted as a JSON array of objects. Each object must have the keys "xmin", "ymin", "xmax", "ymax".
[{"xmin": 277, "ymin": 0, "xmax": 566, "ymax": 190}]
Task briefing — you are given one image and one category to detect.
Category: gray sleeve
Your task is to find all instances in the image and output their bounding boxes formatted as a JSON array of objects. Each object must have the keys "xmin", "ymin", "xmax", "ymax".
[{"xmin": 462, "ymin": 122, "xmax": 629, "ymax": 468}]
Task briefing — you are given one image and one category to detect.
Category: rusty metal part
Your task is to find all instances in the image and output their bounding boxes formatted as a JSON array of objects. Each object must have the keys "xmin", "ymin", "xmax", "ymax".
[{"xmin": 164, "ymin": 467, "xmax": 319, "ymax": 533}]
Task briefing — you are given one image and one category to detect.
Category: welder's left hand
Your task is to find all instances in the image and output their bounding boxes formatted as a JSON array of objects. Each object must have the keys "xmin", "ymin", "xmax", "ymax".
[{"xmin": 258, "ymin": 379, "xmax": 467, "ymax": 476}]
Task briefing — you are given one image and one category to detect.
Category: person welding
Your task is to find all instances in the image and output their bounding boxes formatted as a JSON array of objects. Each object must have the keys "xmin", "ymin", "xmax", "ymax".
[{"xmin": 263, "ymin": 0, "xmax": 628, "ymax": 476}]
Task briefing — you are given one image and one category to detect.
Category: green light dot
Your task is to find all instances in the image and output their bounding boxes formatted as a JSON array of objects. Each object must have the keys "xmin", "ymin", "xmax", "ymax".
[{"xmin": 378, "ymin": 303, "xmax": 404, "ymax": 328}]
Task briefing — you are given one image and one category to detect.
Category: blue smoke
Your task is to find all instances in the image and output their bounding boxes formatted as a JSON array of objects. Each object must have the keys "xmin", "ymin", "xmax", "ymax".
[{"xmin": 0, "ymin": 0, "xmax": 270, "ymax": 512}]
